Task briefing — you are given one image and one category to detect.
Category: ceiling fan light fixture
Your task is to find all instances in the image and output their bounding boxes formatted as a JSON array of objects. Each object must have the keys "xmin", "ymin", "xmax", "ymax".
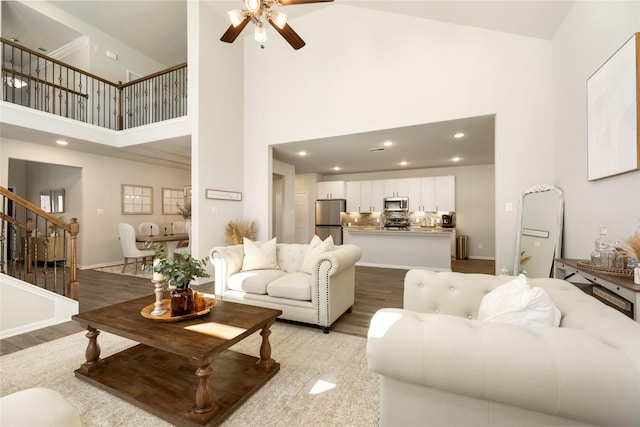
[
  {"xmin": 227, "ymin": 10, "xmax": 245, "ymax": 27},
  {"xmin": 270, "ymin": 10, "xmax": 287, "ymax": 29},
  {"xmin": 244, "ymin": 0, "xmax": 261, "ymax": 12},
  {"xmin": 255, "ymin": 22, "xmax": 268, "ymax": 42}
]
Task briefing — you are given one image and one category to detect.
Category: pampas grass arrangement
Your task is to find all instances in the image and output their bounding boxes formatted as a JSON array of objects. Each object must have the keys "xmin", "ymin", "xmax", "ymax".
[
  {"xmin": 619, "ymin": 231, "xmax": 640, "ymax": 264},
  {"xmin": 225, "ymin": 220, "xmax": 256, "ymax": 245}
]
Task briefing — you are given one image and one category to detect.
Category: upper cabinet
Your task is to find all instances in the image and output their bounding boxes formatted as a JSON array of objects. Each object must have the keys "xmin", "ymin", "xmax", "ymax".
[
  {"xmin": 406, "ymin": 176, "xmax": 455, "ymax": 212},
  {"xmin": 346, "ymin": 181, "xmax": 384, "ymax": 212},
  {"xmin": 383, "ymin": 179, "xmax": 410, "ymax": 198},
  {"xmin": 317, "ymin": 181, "xmax": 346, "ymax": 199},
  {"xmin": 345, "ymin": 176, "xmax": 455, "ymax": 213},
  {"xmin": 434, "ymin": 176, "xmax": 455, "ymax": 212}
]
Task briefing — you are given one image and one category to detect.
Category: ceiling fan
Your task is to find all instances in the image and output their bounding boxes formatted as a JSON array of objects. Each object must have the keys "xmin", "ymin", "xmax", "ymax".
[{"xmin": 221, "ymin": 0, "xmax": 334, "ymax": 50}]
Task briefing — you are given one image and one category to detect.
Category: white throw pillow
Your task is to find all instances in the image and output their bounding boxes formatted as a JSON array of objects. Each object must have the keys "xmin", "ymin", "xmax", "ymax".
[
  {"xmin": 302, "ymin": 235, "xmax": 334, "ymax": 274},
  {"xmin": 241, "ymin": 237, "xmax": 279, "ymax": 271},
  {"xmin": 477, "ymin": 274, "xmax": 561, "ymax": 327}
]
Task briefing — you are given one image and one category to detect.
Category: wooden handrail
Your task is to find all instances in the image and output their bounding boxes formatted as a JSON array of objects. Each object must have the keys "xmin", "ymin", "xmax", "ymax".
[
  {"xmin": 2, "ymin": 66, "xmax": 89, "ymax": 99},
  {"xmin": 122, "ymin": 62, "xmax": 187, "ymax": 88},
  {"xmin": 0, "ymin": 187, "xmax": 70, "ymax": 232},
  {"xmin": 1, "ymin": 37, "xmax": 115, "ymax": 86}
]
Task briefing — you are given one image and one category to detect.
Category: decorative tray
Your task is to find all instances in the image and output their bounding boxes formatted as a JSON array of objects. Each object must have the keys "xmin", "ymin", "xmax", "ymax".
[
  {"xmin": 576, "ymin": 261, "xmax": 634, "ymax": 277},
  {"xmin": 140, "ymin": 297, "xmax": 217, "ymax": 322}
]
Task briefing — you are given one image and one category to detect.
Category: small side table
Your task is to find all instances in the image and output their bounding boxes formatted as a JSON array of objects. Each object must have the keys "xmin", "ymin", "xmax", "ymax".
[{"xmin": 554, "ymin": 258, "xmax": 639, "ymax": 322}]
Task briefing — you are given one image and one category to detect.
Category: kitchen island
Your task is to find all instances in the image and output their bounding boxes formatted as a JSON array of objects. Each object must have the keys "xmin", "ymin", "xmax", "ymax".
[{"xmin": 344, "ymin": 227, "xmax": 453, "ymax": 271}]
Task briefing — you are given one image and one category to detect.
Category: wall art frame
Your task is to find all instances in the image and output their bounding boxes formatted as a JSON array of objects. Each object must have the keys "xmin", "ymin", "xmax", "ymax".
[
  {"xmin": 205, "ymin": 189, "xmax": 242, "ymax": 201},
  {"xmin": 162, "ymin": 187, "xmax": 185, "ymax": 215},
  {"xmin": 587, "ymin": 32, "xmax": 640, "ymax": 181},
  {"xmin": 121, "ymin": 184, "xmax": 153, "ymax": 215}
]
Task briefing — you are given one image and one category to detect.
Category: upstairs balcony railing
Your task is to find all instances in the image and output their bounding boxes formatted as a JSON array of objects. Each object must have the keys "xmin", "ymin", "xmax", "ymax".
[
  {"xmin": 1, "ymin": 186, "xmax": 80, "ymax": 300},
  {"xmin": 1, "ymin": 37, "xmax": 187, "ymax": 130}
]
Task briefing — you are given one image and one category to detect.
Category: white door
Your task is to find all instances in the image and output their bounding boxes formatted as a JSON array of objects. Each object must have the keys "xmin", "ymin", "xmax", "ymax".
[{"xmin": 294, "ymin": 192, "xmax": 308, "ymax": 244}]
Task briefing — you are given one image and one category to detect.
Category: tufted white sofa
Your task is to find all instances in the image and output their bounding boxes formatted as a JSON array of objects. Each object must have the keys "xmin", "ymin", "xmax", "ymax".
[
  {"xmin": 367, "ymin": 269, "xmax": 640, "ymax": 426},
  {"xmin": 209, "ymin": 243, "xmax": 362, "ymax": 332}
]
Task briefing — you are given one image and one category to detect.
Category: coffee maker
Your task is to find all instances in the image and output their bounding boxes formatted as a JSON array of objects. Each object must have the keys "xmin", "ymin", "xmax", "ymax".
[{"xmin": 441, "ymin": 212, "xmax": 456, "ymax": 228}]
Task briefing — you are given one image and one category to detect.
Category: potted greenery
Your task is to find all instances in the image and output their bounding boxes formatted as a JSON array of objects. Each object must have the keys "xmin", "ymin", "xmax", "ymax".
[{"xmin": 143, "ymin": 244, "xmax": 209, "ymax": 316}]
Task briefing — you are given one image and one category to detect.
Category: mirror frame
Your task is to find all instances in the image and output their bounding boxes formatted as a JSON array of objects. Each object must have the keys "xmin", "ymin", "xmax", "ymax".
[
  {"xmin": 40, "ymin": 189, "xmax": 65, "ymax": 213},
  {"xmin": 513, "ymin": 184, "xmax": 564, "ymax": 277}
]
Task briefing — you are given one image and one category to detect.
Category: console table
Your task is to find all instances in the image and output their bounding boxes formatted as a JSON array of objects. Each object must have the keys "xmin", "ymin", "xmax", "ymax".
[{"xmin": 554, "ymin": 258, "xmax": 639, "ymax": 321}]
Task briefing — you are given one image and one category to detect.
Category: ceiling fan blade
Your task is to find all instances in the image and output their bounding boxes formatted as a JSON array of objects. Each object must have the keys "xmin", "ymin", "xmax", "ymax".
[
  {"xmin": 268, "ymin": 19, "xmax": 306, "ymax": 50},
  {"xmin": 278, "ymin": 0, "xmax": 334, "ymax": 4},
  {"xmin": 220, "ymin": 15, "xmax": 252, "ymax": 43}
]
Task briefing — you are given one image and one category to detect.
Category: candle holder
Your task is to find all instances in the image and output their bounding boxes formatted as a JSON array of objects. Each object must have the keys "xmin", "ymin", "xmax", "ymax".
[{"xmin": 150, "ymin": 278, "xmax": 167, "ymax": 316}]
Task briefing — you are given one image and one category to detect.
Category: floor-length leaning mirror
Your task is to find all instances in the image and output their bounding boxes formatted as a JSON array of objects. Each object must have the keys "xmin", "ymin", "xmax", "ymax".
[{"xmin": 514, "ymin": 184, "xmax": 564, "ymax": 278}]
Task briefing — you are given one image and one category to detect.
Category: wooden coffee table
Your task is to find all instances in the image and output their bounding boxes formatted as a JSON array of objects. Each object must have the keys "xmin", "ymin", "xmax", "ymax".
[{"xmin": 72, "ymin": 295, "xmax": 282, "ymax": 426}]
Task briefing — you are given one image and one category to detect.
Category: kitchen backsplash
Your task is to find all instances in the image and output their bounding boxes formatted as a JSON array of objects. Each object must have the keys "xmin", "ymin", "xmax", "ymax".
[{"xmin": 341, "ymin": 211, "xmax": 444, "ymax": 227}]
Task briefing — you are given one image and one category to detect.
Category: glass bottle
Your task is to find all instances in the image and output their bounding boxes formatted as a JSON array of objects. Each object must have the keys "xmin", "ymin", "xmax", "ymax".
[{"xmin": 592, "ymin": 226, "xmax": 608, "ymax": 266}]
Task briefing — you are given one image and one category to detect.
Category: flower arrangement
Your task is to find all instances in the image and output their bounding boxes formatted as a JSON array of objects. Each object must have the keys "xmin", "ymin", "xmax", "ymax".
[
  {"xmin": 225, "ymin": 220, "xmax": 256, "ymax": 244},
  {"xmin": 176, "ymin": 201, "xmax": 191, "ymax": 220},
  {"xmin": 619, "ymin": 231, "xmax": 640, "ymax": 265},
  {"xmin": 143, "ymin": 244, "xmax": 209, "ymax": 288}
]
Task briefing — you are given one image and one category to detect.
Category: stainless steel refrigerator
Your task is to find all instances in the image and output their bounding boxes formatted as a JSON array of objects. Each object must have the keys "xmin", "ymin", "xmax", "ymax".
[{"xmin": 315, "ymin": 199, "xmax": 346, "ymax": 244}]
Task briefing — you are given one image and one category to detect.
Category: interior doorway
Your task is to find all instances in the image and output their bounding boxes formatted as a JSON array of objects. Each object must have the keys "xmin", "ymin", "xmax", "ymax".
[{"xmin": 294, "ymin": 192, "xmax": 308, "ymax": 244}]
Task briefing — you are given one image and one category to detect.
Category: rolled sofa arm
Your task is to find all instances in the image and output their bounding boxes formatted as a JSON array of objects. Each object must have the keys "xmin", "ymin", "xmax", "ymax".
[
  {"xmin": 366, "ymin": 308, "xmax": 640, "ymax": 426},
  {"xmin": 313, "ymin": 244, "xmax": 362, "ymax": 277},
  {"xmin": 209, "ymin": 245, "xmax": 244, "ymax": 295}
]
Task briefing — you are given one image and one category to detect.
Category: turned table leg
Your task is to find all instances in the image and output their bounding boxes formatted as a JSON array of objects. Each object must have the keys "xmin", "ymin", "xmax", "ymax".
[
  {"xmin": 79, "ymin": 327, "xmax": 102, "ymax": 374},
  {"xmin": 258, "ymin": 320, "xmax": 276, "ymax": 369},
  {"xmin": 194, "ymin": 363, "xmax": 213, "ymax": 415}
]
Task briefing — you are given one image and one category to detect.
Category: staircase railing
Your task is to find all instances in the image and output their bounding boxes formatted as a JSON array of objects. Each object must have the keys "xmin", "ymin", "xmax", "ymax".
[
  {"xmin": 1, "ymin": 37, "xmax": 187, "ymax": 130},
  {"xmin": 0, "ymin": 186, "xmax": 79, "ymax": 300}
]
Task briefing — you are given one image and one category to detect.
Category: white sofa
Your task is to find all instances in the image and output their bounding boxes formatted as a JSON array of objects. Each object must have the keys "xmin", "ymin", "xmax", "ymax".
[
  {"xmin": 209, "ymin": 242, "xmax": 362, "ymax": 332},
  {"xmin": 367, "ymin": 269, "xmax": 640, "ymax": 426}
]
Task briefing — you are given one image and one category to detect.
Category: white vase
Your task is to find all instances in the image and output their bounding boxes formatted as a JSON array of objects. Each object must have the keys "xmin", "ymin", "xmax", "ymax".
[{"xmin": 635, "ymin": 266, "xmax": 640, "ymax": 285}]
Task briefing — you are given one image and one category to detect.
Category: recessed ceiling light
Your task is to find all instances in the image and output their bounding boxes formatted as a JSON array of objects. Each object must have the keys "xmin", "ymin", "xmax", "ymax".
[
  {"xmin": 451, "ymin": 156, "xmax": 461, "ymax": 162},
  {"xmin": 383, "ymin": 141, "xmax": 393, "ymax": 147},
  {"xmin": 453, "ymin": 132, "xmax": 465, "ymax": 139},
  {"xmin": 333, "ymin": 166, "xmax": 341, "ymax": 171},
  {"xmin": 298, "ymin": 151, "xmax": 307, "ymax": 156},
  {"xmin": 56, "ymin": 140, "xmax": 68, "ymax": 146},
  {"xmin": 399, "ymin": 161, "xmax": 408, "ymax": 166}
]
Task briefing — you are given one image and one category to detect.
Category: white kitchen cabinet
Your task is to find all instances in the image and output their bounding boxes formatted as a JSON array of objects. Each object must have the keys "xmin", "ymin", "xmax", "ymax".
[
  {"xmin": 317, "ymin": 181, "xmax": 345, "ymax": 199},
  {"xmin": 346, "ymin": 181, "xmax": 361, "ymax": 212},
  {"xmin": 383, "ymin": 179, "xmax": 410, "ymax": 198},
  {"xmin": 434, "ymin": 176, "xmax": 455, "ymax": 211},
  {"xmin": 407, "ymin": 178, "xmax": 422, "ymax": 212},
  {"xmin": 348, "ymin": 180, "xmax": 384, "ymax": 212},
  {"xmin": 411, "ymin": 176, "xmax": 455, "ymax": 212}
]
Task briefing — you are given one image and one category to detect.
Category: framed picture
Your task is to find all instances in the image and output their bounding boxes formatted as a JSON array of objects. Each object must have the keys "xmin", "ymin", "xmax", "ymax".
[
  {"xmin": 122, "ymin": 184, "xmax": 153, "ymax": 215},
  {"xmin": 587, "ymin": 32, "xmax": 639, "ymax": 181},
  {"xmin": 162, "ymin": 187, "xmax": 185, "ymax": 215},
  {"xmin": 205, "ymin": 189, "xmax": 242, "ymax": 201}
]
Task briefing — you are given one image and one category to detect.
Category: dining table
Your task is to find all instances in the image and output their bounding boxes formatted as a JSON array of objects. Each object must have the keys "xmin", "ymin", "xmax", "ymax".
[{"xmin": 136, "ymin": 233, "xmax": 189, "ymax": 254}]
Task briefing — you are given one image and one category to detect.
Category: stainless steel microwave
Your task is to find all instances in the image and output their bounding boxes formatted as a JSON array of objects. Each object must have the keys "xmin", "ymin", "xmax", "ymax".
[{"xmin": 383, "ymin": 197, "xmax": 409, "ymax": 211}]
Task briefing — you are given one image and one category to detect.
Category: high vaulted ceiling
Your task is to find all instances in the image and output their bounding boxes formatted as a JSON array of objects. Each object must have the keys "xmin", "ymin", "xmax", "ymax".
[{"xmin": 1, "ymin": 1, "xmax": 574, "ymax": 174}]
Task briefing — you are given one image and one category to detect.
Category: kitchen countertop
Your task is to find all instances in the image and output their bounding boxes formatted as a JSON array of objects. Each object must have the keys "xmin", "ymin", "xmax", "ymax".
[{"xmin": 344, "ymin": 227, "xmax": 453, "ymax": 235}]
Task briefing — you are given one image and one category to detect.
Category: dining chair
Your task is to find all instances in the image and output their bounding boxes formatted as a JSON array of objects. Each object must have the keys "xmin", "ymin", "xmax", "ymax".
[
  {"xmin": 173, "ymin": 222, "xmax": 191, "ymax": 257},
  {"xmin": 138, "ymin": 222, "xmax": 161, "ymax": 236},
  {"xmin": 118, "ymin": 223, "xmax": 155, "ymax": 274},
  {"xmin": 172, "ymin": 220, "xmax": 186, "ymax": 234}
]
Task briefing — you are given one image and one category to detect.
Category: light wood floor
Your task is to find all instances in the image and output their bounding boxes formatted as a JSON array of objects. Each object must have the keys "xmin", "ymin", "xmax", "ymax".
[{"xmin": 0, "ymin": 259, "xmax": 494, "ymax": 356}]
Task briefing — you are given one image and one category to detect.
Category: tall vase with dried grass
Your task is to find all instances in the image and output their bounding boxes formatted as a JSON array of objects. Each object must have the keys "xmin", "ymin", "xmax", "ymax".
[
  {"xmin": 225, "ymin": 220, "xmax": 256, "ymax": 245},
  {"xmin": 619, "ymin": 231, "xmax": 640, "ymax": 284}
]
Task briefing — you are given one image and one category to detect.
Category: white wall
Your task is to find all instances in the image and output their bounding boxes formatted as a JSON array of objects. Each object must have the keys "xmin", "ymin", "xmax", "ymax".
[
  {"xmin": 553, "ymin": 2, "xmax": 640, "ymax": 258},
  {"xmin": 21, "ymin": 2, "xmax": 170, "ymax": 81},
  {"xmin": 2, "ymin": 139, "xmax": 190, "ymax": 268},
  {"xmin": 244, "ymin": 5, "xmax": 554, "ymax": 272}
]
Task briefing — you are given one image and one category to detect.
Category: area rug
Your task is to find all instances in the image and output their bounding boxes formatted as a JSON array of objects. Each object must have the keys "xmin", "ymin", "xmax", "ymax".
[
  {"xmin": 0, "ymin": 322, "xmax": 379, "ymax": 426},
  {"xmin": 93, "ymin": 263, "xmax": 152, "ymax": 279}
]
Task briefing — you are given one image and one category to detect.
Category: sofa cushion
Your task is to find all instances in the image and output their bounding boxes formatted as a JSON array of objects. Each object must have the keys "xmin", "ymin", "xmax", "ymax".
[
  {"xmin": 477, "ymin": 274, "xmax": 561, "ymax": 327},
  {"xmin": 242, "ymin": 237, "xmax": 279, "ymax": 271},
  {"xmin": 228, "ymin": 269, "xmax": 287, "ymax": 294},
  {"xmin": 302, "ymin": 235, "xmax": 334, "ymax": 274},
  {"xmin": 267, "ymin": 272, "xmax": 312, "ymax": 301}
]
